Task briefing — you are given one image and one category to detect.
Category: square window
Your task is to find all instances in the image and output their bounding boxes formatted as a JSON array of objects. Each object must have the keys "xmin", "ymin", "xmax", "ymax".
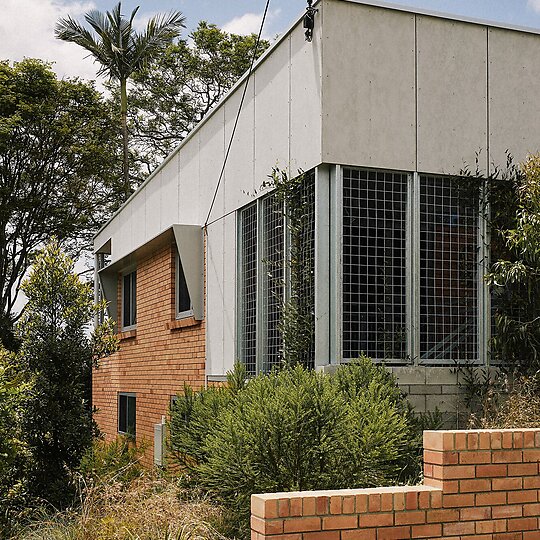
[
  {"xmin": 118, "ymin": 393, "xmax": 136, "ymax": 436},
  {"xmin": 122, "ymin": 270, "xmax": 136, "ymax": 330}
]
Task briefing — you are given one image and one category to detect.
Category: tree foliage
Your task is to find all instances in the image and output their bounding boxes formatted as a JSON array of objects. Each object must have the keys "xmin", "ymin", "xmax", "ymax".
[
  {"xmin": 129, "ymin": 22, "xmax": 270, "ymax": 174},
  {"xmin": 487, "ymin": 154, "xmax": 540, "ymax": 371},
  {"xmin": 0, "ymin": 58, "xmax": 122, "ymax": 344},
  {"xmin": 56, "ymin": 2, "xmax": 185, "ymax": 197},
  {"xmin": 14, "ymin": 239, "xmax": 118, "ymax": 509}
]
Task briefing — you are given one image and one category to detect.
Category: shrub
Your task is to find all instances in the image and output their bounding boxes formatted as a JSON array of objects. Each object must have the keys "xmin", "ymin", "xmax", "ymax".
[{"xmin": 170, "ymin": 357, "xmax": 419, "ymax": 536}]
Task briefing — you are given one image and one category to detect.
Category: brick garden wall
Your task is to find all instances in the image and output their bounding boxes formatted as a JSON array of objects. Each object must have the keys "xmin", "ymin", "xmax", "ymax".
[
  {"xmin": 251, "ymin": 429, "xmax": 540, "ymax": 539},
  {"xmin": 93, "ymin": 242, "xmax": 206, "ymax": 463}
]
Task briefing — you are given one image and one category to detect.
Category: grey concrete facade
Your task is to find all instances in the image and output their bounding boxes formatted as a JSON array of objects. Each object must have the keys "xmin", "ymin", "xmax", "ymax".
[{"xmin": 94, "ymin": 0, "xmax": 540, "ymax": 404}]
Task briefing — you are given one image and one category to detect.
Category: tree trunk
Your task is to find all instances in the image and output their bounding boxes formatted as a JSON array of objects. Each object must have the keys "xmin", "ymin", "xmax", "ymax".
[{"xmin": 120, "ymin": 79, "xmax": 130, "ymax": 201}]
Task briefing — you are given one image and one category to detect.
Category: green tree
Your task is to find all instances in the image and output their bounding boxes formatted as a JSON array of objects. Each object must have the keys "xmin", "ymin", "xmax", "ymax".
[
  {"xmin": 15, "ymin": 239, "xmax": 118, "ymax": 508},
  {"xmin": 0, "ymin": 350, "xmax": 29, "ymax": 535},
  {"xmin": 129, "ymin": 22, "xmax": 270, "ymax": 174},
  {"xmin": 487, "ymin": 154, "xmax": 540, "ymax": 371},
  {"xmin": 0, "ymin": 58, "xmax": 121, "ymax": 347},
  {"xmin": 55, "ymin": 2, "xmax": 185, "ymax": 197}
]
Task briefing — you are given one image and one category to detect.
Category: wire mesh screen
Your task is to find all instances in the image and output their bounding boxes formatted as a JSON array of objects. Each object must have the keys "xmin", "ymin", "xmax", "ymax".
[
  {"xmin": 261, "ymin": 194, "xmax": 285, "ymax": 372},
  {"xmin": 239, "ymin": 203, "xmax": 258, "ymax": 375},
  {"xmin": 296, "ymin": 172, "xmax": 316, "ymax": 368},
  {"xmin": 420, "ymin": 175, "xmax": 478, "ymax": 363},
  {"xmin": 342, "ymin": 168, "xmax": 408, "ymax": 361}
]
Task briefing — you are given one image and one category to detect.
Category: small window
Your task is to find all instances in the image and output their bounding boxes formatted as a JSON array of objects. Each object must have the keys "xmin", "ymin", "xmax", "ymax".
[
  {"xmin": 118, "ymin": 393, "xmax": 136, "ymax": 436},
  {"xmin": 176, "ymin": 251, "xmax": 192, "ymax": 319},
  {"xmin": 122, "ymin": 270, "xmax": 137, "ymax": 329}
]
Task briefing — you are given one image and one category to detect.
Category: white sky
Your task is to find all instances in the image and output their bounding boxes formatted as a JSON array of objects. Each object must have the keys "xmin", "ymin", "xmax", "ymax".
[{"xmin": 2, "ymin": 0, "xmax": 540, "ymax": 82}]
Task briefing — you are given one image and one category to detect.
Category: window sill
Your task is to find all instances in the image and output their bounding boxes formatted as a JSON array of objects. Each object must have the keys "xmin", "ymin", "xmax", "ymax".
[
  {"xmin": 118, "ymin": 329, "xmax": 137, "ymax": 341},
  {"xmin": 167, "ymin": 317, "xmax": 201, "ymax": 331}
]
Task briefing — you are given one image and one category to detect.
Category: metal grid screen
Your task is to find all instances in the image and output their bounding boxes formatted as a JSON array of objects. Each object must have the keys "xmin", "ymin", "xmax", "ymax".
[
  {"xmin": 297, "ymin": 172, "xmax": 316, "ymax": 368},
  {"xmin": 342, "ymin": 168, "xmax": 408, "ymax": 361},
  {"xmin": 239, "ymin": 203, "xmax": 258, "ymax": 375},
  {"xmin": 261, "ymin": 194, "xmax": 285, "ymax": 372},
  {"xmin": 420, "ymin": 175, "xmax": 478, "ymax": 362}
]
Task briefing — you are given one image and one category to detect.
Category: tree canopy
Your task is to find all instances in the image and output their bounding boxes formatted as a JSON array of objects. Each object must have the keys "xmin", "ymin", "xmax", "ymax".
[
  {"xmin": 0, "ymin": 59, "xmax": 121, "ymax": 344},
  {"xmin": 56, "ymin": 2, "xmax": 185, "ymax": 198},
  {"xmin": 129, "ymin": 22, "xmax": 270, "ymax": 174}
]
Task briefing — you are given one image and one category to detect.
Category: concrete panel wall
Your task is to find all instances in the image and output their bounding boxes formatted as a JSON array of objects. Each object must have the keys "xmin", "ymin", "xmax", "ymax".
[
  {"xmin": 205, "ymin": 219, "xmax": 225, "ymax": 376},
  {"xmin": 489, "ymin": 27, "xmax": 540, "ymax": 172},
  {"xmin": 416, "ymin": 17, "xmax": 488, "ymax": 175},
  {"xmin": 321, "ymin": 1, "xmax": 416, "ymax": 171}
]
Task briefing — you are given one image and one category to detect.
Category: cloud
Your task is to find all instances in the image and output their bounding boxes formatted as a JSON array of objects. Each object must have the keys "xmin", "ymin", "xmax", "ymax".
[
  {"xmin": 528, "ymin": 0, "xmax": 540, "ymax": 13},
  {"xmin": 0, "ymin": 0, "xmax": 100, "ymax": 82},
  {"xmin": 222, "ymin": 9, "xmax": 282, "ymax": 39}
]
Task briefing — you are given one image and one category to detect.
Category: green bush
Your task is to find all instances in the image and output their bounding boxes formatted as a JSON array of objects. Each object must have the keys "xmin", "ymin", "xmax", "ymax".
[{"xmin": 170, "ymin": 357, "xmax": 419, "ymax": 536}]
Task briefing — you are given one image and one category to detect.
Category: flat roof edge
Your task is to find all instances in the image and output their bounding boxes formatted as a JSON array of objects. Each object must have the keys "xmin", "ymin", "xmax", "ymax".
[{"xmin": 343, "ymin": 0, "xmax": 540, "ymax": 36}]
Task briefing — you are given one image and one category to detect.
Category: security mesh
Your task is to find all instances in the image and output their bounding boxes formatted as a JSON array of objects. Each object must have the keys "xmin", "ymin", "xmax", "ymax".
[
  {"xmin": 420, "ymin": 175, "xmax": 478, "ymax": 363},
  {"xmin": 342, "ymin": 168, "xmax": 408, "ymax": 361},
  {"xmin": 239, "ymin": 203, "xmax": 258, "ymax": 375},
  {"xmin": 297, "ymin": 172, "xmax": 316, "ymax": 368},
  {"xmin": 261, "ymin": 194, "xmax": 285, "ymax": 372}
]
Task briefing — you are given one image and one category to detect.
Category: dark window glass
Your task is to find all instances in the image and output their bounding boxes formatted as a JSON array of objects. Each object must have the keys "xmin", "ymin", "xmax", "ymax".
[
  {"xmin": 122, "ymin": 271, "xmax": 136, "ymax": 328},
  {"xmin": 177, "ymin": 255, "xmax": 191, "ymax": 315},
  {"xmin": 118, "ymin": 394, "xmax": 136, "ymax": 436}
]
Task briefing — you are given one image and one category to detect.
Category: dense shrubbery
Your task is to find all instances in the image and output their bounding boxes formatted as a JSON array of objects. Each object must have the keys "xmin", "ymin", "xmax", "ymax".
[
  {"xmin": 0, "ymin": 241, "xmax": 118, "ymax": 536},
  {"xmin": 170, "ymin": 357, "xmax": 420, "ymax": 536}
]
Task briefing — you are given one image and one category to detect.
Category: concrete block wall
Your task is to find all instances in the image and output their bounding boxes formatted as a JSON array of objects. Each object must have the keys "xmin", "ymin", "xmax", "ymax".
[
  {"xmin": 93, "ymin": 242, "xmax": 206, "ymax": 464},
  {"xmin": 251, "ymin": 428, "xmax": 540, "ymax": 539}
]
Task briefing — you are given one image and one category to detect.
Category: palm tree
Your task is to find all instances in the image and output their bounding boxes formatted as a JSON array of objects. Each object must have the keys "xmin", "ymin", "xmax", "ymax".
[{"xmin": 56, "ymin": 3, "xmax": 185, "ymax": 199}]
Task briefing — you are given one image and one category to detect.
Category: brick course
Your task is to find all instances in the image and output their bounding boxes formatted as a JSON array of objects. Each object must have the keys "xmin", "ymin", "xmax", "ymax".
[
  {"xmin": 251, "ymin": 429, "xmax": 540, "ymax": 539},
  {"xmin": 92, "ymin": 242, "xmax": 205, "ymax": 463}
]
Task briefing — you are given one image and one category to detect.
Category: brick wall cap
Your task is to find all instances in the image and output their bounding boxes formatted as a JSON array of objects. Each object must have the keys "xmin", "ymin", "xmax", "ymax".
[{"xmin": 251, "ymin": 485, "xmax": 439, "ymax": 502}]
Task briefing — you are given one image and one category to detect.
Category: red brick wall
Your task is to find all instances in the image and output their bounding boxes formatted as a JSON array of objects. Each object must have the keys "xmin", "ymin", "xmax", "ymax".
[
  {"xmin": 93, "ymin": 242, "xmax": 205, "ymax": 463},
  {"xmin": 251, "ymin": 429, "xmax": 540, "ymax": 539}
]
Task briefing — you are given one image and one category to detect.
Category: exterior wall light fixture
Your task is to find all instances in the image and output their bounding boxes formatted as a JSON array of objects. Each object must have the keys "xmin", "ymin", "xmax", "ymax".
[{"xmin": 304, "ymin": 0, "xmax": 318, "ymax": 42}]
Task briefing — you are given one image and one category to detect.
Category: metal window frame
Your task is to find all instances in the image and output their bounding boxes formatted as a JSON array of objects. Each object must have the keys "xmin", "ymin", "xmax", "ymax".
[
  {"xmin": 121, "ymin": 267, "xmax": 137, "ymax": 331},
  {"xmin": 117, "ymin": 392, "xmax": 136, "ymax": 436},
  {"xmin": 236, "ymin": 201, "xmax": 259, "ymax": 375},
  {"xmin": 336, "ymin": 166, "xmax": 488, "ymax": 367},
  {"xmin": 175, "ymin": 249, "xmax": 194, "ymax": 320},
  {"xmin": 340, "ymin": 166, "xmax": 409, "ymax": 364}
]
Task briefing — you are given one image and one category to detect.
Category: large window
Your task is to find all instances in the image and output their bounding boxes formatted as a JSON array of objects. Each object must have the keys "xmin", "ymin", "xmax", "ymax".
[
  {"xmin": 122, "ymin": 270, "xmax": 137, "ymax": 330},
  {"xmin": 118, "ymin": 393, "xmax": 136, "ymax": 436},
  {"xmin": 237, "ymin": 173, "xmax": 315, "ymax": 375},
  {"xmin": 341, "ymin": 168, "xmax": 482, "ymax": 365},
  {"xmin": 342, "ymin": 168, "xmax": 408, "ymax": 361},
  {"xmin": 420, "ymin": 175, "xmax": 478, "ymax": 362}
]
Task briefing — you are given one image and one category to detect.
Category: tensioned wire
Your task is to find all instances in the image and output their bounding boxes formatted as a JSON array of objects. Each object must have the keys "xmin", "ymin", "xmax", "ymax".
[{"xmin": 203, "ymin": 0, "xmax": 272, "ymax": 229}]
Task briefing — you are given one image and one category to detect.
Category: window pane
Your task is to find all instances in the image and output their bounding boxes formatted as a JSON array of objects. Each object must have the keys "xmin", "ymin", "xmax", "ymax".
[
  {"xmin": 342, "ymin": 168, "xmax": 408, "ymax": 361},
  {"xmin": 239, "ymin": 204, "xmax": 258, "ymax": 375},
  {"xmin": 177, "ymin": 255, "xmax": 191, "ymax": 314},
  {"xmin": 295, "ymin": 173, "xmax": 316, "ymax": 369},
  {"xmin": 118, "ymin": 394, "xmax": 127, "ymax": 433},
  {"xmin": 420, "ymin": 175, "xmax": 478, "ymax": 362},
  {"xmin": 262, "ymin": 194, "xmax": 284, "ymax": 372},
  {"xmin": 123, "ymin": 274, "xmax": 132, "ymax": 327},
  {"xmin": 131, "ymin": 272, "xmax": 137, "ymax": 325},
  {"xmin": 127, "ymin": 396, "xmax": 136, "ymax": 436}
]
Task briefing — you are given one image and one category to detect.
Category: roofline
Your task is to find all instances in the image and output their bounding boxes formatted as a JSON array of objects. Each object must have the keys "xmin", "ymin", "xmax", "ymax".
[
  {"xmin": 94, "ymin": 0, "xmax": 540, "ymax": 241},
  {"xmin": 345, "ymin": 0, "xmax": 540, "ymax": 36},
  {"xmin": 94, "ymin": 1, "xmax": 316, "ymax": 241}
]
